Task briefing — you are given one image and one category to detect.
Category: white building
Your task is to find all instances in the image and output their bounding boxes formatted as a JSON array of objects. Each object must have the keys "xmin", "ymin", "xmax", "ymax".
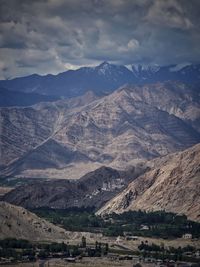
[{"xmin": 182, "ymin": 233, "xmax": 192, "ymax": 239}]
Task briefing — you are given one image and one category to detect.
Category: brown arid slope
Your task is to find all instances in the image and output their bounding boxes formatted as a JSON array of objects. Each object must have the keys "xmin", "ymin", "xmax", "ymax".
[
  {"xmin": 97, "ymin": 143, "xmax": 200, "ymax": 222},
  {"xmin": 0, "ymin": 90, "xmax": 98, "ymax": 168},
  {"xmin": 0, "ymin": 187, "xmax": 13, "ymax": 197},
  {"xmin": 1, "ymin": 82, "xmax": 200, "ymax": 179},
  {"xmin": 0, "ymin": 201, "xmax": 70, "ymax": 241},
  {"xmin": 0, "ymin": 201, "xmax": 105, "ymax": 243},
  {"xmin": 120, "ymin": 82, "xmax": 200, "ymax": 132}
]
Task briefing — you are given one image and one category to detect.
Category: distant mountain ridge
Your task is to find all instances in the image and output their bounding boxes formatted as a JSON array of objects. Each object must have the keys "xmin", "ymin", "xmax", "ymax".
[
  {"xmin": 0, "ymin": 62, "xmax": 200, "ymax": 98},
  {"xmin": 0, "ymin": 87, "xmax": 59, "ymax": 107},
  {"xmin": 131, "ymin": 63, "xmax": 200, "ymax": 84}
]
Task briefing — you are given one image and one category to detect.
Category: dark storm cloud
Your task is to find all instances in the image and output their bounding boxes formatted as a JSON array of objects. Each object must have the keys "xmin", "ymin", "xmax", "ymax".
[{"xmin": 0, "ymin": 0, "xmax": 200, "ymax": 78}]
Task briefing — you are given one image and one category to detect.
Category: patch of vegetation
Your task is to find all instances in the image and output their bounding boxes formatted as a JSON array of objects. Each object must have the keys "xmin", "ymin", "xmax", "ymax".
[
  {"xmin": 0, "ymin": 238, "xmax": 33, "ymax": 249},
  {"xmin": 31, "ymin": 207, "xmax": 106, "ymax": 232},
  {"xmin": 138, "ymin": 241, "xmax": 200, "ymax": 263},
  {"xmin": 107, "ymin": 210, "xmax": 200, "ymax": 238},
  {"xmin": 0, "ymin": 238, "xmax": 109, "ymax": 263},
  {"xmin": 32, "ymin": 208, "xmax": 200, "ymax": 239},
  {"xmin": 0, "ymin": 238, "xmax": 35, "ymax": 262},
  {"xmin": 0, "ymin": 238, "xmax": 199, "ymax": 264}
]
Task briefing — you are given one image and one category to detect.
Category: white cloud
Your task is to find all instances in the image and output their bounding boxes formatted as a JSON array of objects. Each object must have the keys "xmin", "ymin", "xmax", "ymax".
[
  {"xmin": 118, "ymin": 39, "xmax": 139, "ymax": 53},
  {"xmin": 127, "ymin": 39, "xmax": 140, "ymax": 50}
]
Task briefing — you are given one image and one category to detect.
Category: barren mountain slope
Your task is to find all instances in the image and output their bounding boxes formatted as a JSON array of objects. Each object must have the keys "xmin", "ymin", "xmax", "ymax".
[
  {"xmin": 97, "ymin": 143, "xmax": 200, "ymax": 222},
  {"xmin": 0, "ymin": 105, "xmax": 59, "ymax": 167},
  {"xmin": 0, "ymin": 91, "xmax": 98, "ymax": 168},
  {"xmin": 0, "ymin": 201, "xmax": 70, "ymax": 241},
  {"xmin": 1, "ymin": 82, "xmax": 200, "ymax": 179},
  {"xmin": 120, "ymin": 82, "xmax": 200, "ymax": 132}
]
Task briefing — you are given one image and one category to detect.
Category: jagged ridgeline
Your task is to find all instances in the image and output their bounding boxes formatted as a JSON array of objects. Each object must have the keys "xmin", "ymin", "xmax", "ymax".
[{"xmin": 1, "ymin": 62, "xmax": 200, "ymax": 97}]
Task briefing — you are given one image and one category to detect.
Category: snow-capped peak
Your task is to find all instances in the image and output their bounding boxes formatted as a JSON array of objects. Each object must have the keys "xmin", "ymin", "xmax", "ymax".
[
  {"xmin": 169, "ymin": 63, "xmax": 191, "ymax": 72},
  {"xmin": 96, "ymin": 61, "xmax": 112, "ymax": 75},
  {"xmin": 132, "ymin": 64, "xmax": 160, "ymax": 73}
]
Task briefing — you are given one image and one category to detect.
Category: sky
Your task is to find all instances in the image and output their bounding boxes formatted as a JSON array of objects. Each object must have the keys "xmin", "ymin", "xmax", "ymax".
[{"xmin": 0, "ymin": 0, "xmax": 200, "ymax": 79}]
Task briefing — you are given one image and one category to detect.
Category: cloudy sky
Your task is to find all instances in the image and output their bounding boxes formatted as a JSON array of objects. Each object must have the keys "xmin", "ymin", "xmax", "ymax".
[{"xmin": 0, "ymin": 0, "xmax": 200, "ymax": 79}]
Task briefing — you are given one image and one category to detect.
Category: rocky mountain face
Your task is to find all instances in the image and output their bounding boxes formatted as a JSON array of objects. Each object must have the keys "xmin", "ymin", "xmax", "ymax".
[
  {"xmin": 1, "ymin": 81, "xmax": 200, "ymax": 179},
  {"xmin": 0, "ymin": 104, "xmax": 60, "ymax": 168},
  {"xmin": 2, "ymin": 166, "xmax": 147, "ymax": 209},
  {"xmin": 0, "ymin": 62, "xmax": 200, "ymax": 98},
  {"xmin": 118, "ymin": 81, "xmax": 200, "ymax": 132},
  {"xmin": 0, "ymin": 91, "xmax": 98, "ymax": 169},
  {"xmin": 97, "ymin": 143, "xmax": 200, "ymax": 222},
  {"xmin": 0, "ymin": 201, "xmax": 70, "ymax": 241}
]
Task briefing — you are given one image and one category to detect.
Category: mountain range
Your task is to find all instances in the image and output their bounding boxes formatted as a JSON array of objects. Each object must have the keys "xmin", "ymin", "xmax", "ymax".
[
  {"xmin": 1, "ymin": 62, "xmax": 200, "ymax": 224},
  {"xmin": 1, "ymin": 81, "xmax": 200, "ymax": 179},
  {"xmin": 0, "ymin": 62, "xmax": 200, "ymax": 99}
]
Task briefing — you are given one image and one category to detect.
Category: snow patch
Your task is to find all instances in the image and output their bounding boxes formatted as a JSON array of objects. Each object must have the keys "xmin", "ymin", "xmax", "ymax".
[
  {"xmin": 132, "ymin": 64, "xmax": 160, "ymax": 73},
  {"xmin": 169, "ymin": 63, "xmax": 191, "ymax": 72}
]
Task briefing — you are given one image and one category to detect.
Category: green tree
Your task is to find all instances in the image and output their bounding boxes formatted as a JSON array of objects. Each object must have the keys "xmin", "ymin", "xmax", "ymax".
[
  {"xmin": 105, "ymin": 243, "xmax": 109, "ymax": 255},
  {"xmin": 81, "ymin": 236, "xmax": 86, "ymax": 248}
]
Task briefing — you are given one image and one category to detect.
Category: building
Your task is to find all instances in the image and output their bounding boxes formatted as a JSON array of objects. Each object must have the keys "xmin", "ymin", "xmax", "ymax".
[
  {"xmin": 140, "ymin": 225, "xmax": 149, "ymax": 230},
  {"xmin": 182, "ymin": 233, "xmax": 192, "ymax": 239},
  {"xmin": 126, "ymin": 236, "xmax": 139, "ymax": 241},
  {"xmin": 64, "ymin": 257, "xmax": 76, "ymax": 262},
  {"xmin": 116, "ymin": 236, "xmax": 123, "ymax": 244}
]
